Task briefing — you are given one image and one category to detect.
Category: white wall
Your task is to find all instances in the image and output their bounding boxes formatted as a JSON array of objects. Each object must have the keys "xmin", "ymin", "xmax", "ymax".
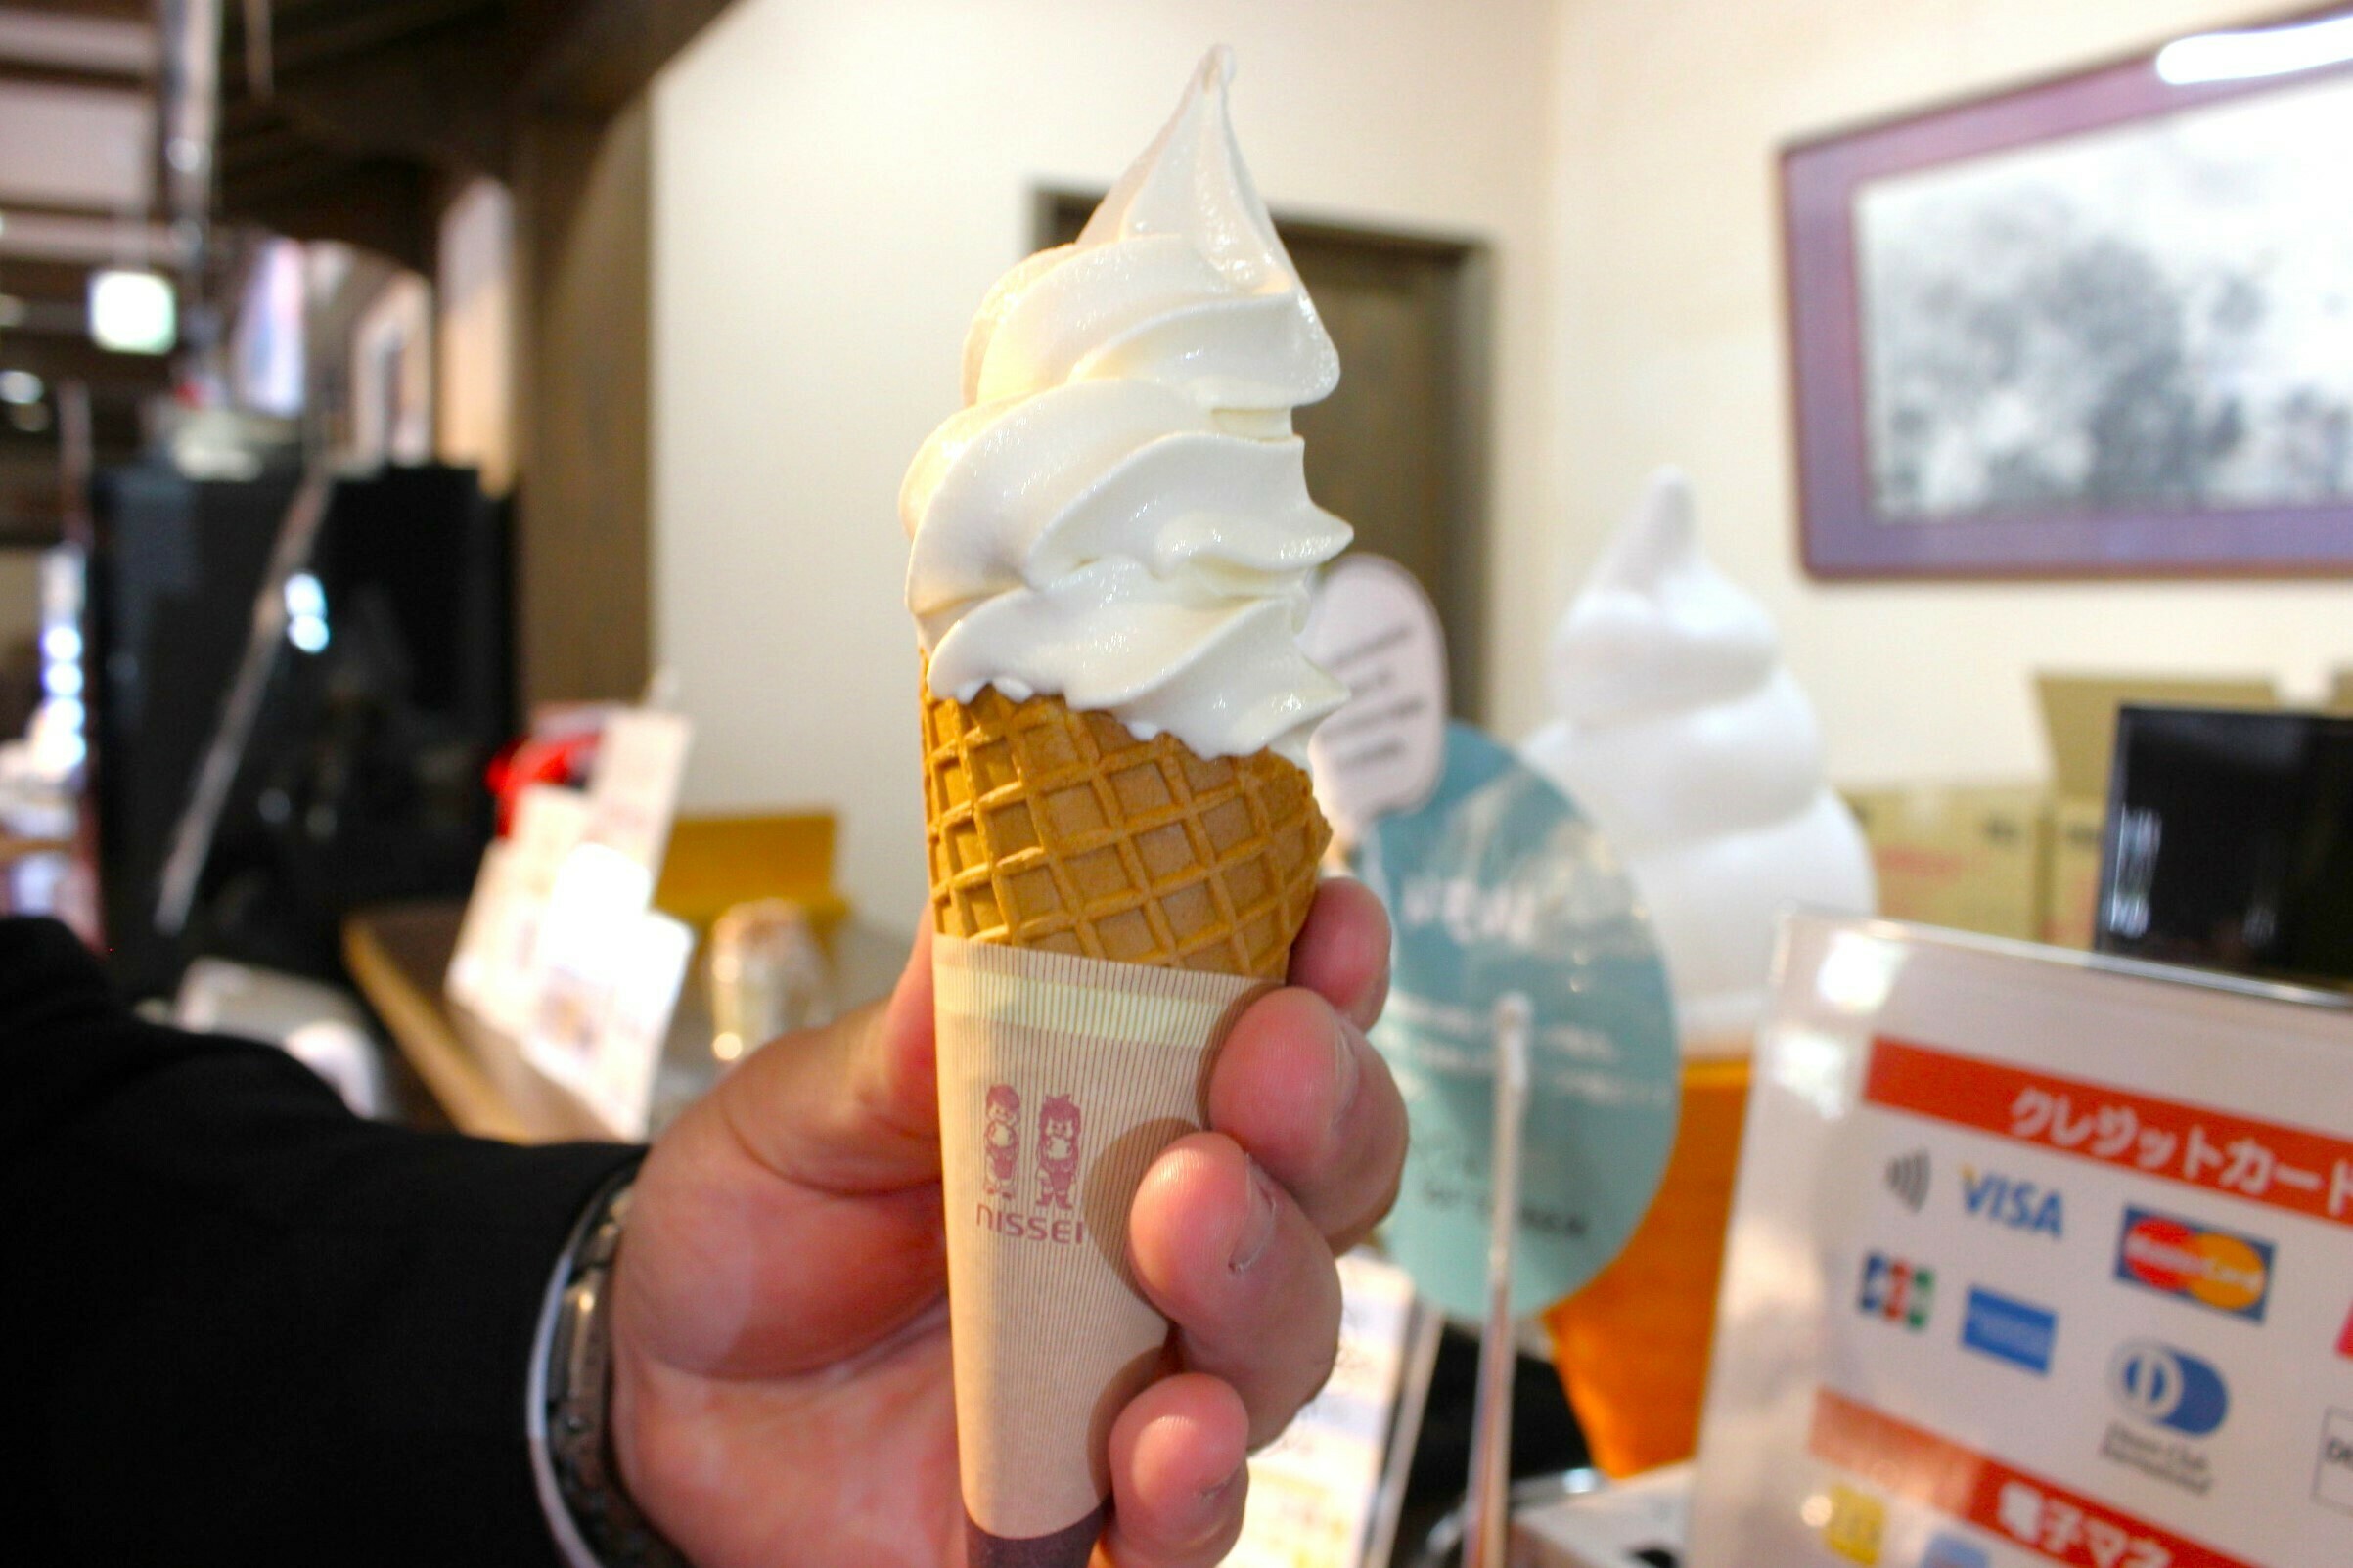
[
  {"xmin": 1533, "ymin": 0, "xmax": 2353, "ymax": 786},
  {"xmin": 652, "ymin": 0, "xmax": 1560, "ymax": 925}
]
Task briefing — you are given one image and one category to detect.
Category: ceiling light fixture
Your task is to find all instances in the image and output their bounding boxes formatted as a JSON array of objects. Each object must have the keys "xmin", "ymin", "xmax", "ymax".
[
  {"xmin": 89, "ymin": 268, "xmax": 176, "ymax": 354},
  {"xmin": 2156, "ymin": 15, "xmax": 2353, "ymax": 83},
  {"xmin": 0, "ymin": 369, "xmax": 43, "ymax": 405}
]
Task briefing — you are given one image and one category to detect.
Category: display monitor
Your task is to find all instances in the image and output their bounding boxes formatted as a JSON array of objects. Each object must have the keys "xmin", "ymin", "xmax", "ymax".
[{"xmin": 2096, "ymin": 704, "xmax": 2353, "ymax": 988}]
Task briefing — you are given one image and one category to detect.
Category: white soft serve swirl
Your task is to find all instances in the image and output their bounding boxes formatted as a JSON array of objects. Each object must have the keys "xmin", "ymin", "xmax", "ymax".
[
  {"xmin": 1522, "ymin": 470, "xmax": 1876, "ymax": 1051},
  {"xmin": 903, "ymin": 47, "xmax": 1350, "ymax": 766}
]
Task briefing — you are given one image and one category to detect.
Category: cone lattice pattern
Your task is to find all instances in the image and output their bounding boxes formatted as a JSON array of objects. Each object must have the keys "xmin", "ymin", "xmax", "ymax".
[{"xmin": 923, "ymin": 675, "xmax": 1330, "ymax": 980}]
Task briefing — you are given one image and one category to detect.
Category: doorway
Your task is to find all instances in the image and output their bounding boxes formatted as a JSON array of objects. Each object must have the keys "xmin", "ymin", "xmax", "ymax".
[{"xmin": 1038, "ymin": 194, "xmax": 1490, "ymax": 719}]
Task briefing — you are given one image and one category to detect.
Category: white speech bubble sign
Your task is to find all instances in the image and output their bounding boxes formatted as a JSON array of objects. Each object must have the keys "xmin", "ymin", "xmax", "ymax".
[{"xmin": 1300, "ymin": 556, "xmax": 1450, "ymax": 844}]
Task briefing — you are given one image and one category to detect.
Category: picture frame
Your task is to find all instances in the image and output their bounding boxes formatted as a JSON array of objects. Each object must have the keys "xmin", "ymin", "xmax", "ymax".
[{"xmin": 1782, "ymin": 9, "xmax": 2353, "ymax": 579}]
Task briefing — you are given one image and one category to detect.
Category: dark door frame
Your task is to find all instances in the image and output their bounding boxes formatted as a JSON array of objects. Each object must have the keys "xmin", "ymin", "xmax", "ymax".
[{"xmin": 1035, "ymin": 190, "xmax": 1493, "ymax": 720}]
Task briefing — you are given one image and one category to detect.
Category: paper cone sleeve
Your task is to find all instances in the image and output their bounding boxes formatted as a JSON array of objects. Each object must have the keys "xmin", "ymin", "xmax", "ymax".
[
  {"xmin": 921, "ymin": 673, "xmax": 1330, "ymax": 1565},
  {"xmin": 935, "ymin": 935, "xmax": 1267, "ymax": 1564}
]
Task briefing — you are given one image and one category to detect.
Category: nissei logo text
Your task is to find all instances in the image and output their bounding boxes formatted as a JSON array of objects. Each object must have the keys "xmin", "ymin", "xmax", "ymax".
[
  {"xmin": 2114, "ymin": 1207, "xmax": 2274, "ymax": 1322},
  {"xmin": 2107, "ymin": 1341, "xmax": 2229, "ymax": 1436},
  {"xmin": 1961, "ymin": 1166, "xmax": 2062, "ymax": 1238},
  {"xmin": 1857, "ymin": 1251, "xmax": 1934, "ymax": 1330}
]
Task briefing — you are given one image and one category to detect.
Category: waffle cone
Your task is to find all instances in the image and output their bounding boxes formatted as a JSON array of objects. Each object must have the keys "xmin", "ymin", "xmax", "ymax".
[
  {"xmin": 920, "ymin": 666, "xmax": 1330, "ymax": 1566},
  {"xmin": 921, "ymin": 670, "xmax": 1330, "ymax": 979}
]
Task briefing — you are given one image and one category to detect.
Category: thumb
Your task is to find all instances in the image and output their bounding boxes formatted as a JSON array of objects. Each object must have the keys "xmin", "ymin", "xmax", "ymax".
[{"xmin": 709, "ymin": 922, "xmax": 941, "ymax": 1195}]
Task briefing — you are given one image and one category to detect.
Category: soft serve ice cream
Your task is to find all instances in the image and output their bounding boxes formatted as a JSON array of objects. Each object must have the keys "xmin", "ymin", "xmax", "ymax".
[
  {"xmin": 904, "ymin": 53, "xmax": 1351, "ymax": 1568},
  {"xmin": 902, "ymin": 46, "xmax": 1349, "ymax": 765},
  {"xmin": 1522, "ymin": 469, "xmax": 1874, "ymax": 1052}
]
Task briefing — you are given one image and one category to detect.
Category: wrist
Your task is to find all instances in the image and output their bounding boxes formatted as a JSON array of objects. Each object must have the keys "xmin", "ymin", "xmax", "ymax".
[{"xmin": 528, "ymin": 1166, "xmax": 689, "ymax": 1568}]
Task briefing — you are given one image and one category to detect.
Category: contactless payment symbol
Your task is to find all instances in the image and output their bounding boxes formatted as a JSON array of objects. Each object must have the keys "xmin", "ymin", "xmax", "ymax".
[
  {"xmin": 2108, "ymin": 1341, "xmax": 2228, "ymax": 1436},
  {"xmin": 2114, "ymin": 1206, "xmax": 2273, "ymax": 1321},
  {"xmin": 1884, "ymin": 1149, "xmax": 1930, "ymax": 1213}
]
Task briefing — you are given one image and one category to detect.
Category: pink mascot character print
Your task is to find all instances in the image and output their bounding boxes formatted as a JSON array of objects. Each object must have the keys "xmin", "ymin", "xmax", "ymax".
[
  {"xmin": 1036, "ymin": 1096, "xmax": 1082, "ymax": 1211},
  {"xmin": 982, "ymin": 1084, "xmax": 1021, "ymax": 1200}
]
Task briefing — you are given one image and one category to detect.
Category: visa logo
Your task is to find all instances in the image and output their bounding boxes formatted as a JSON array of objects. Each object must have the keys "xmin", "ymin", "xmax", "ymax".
[{"xmin": 1961, "ymin": 1166, "xmax": 2063, "ymax": 1238}]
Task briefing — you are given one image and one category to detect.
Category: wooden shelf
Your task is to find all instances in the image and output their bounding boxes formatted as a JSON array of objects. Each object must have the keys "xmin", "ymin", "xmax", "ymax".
[{"xmin": 344, "ymin": 897, "xmax": 911, "ymax": 1143}]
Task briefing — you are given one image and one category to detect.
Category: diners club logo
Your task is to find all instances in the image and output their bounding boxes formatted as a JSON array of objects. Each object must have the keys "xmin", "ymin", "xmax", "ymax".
[{"xmin": 975, "ymin": 1084, "xmax": 1089, "ymax": 1245}]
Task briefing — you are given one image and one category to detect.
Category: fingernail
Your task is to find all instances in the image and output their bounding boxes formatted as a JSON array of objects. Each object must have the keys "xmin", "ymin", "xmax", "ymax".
[
  {"xmin": 1230, "ymin": 1161, "xmax": 1278, "ymax": 1274},
  {"xmin": 1179, "ymin": 1460, "xmax": 1246, "ymax": 1546},
  {"xmin": 1329, "ymin": 1014, "xmax": 1362, "ymax": 1134},
  {"xmin": 1197, "ymin": 1460, "xmax": 1244, "ymax": 1508},
  {"xmin": 1195, "ymin": 1457, "xmax": 1251, "ymax": 1523}
]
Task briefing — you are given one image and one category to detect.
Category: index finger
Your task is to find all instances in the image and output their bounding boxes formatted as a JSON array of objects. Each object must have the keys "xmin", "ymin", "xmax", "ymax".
[{"xmin": 1285, "ymin": 877, "xmax": 1389, "ymax": 1031}]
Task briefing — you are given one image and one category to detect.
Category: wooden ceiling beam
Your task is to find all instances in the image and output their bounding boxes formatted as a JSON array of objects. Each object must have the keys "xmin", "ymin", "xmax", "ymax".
[
  {"xmin": 222, "ymin": 154, "xmax": 436, "ymax": 272},
  {"xmin": 3, "ymin": 1, "xmax": 152, "ymax": 22},
  {"xmin": 226, "ymin": 0, "xmax": 497, "ymax": 79},
  {"xmin": 0, "ymin": 257, "xmax": 99, "ymax": 317},
  {"xmin": 0, "ymin": 57, "xmax": 149, "ymax": 93},
  {"xmin": 517, "ymin": 0, "xmax": 731, "ymax": 115},
  {"xmin": 0, "ymin": 331, "xmax": 175, "ymax": 398},
  {"xmin": 0, "ymin": 10, "xmax": 154, "ymax": 75},
  {"xmin": 218, "ymin": 3, "xmax": 513, "ymax": 181}
]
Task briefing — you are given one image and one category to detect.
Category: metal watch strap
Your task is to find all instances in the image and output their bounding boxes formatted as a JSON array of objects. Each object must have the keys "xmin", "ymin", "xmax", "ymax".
[{"xmin": 544, "ymin": 1178, "xmax": 691, "ymax": 1568}]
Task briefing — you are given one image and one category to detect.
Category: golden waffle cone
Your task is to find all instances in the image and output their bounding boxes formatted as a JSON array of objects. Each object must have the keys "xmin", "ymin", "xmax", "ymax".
[
  {"xmin": 921, "ymin": 670, "xmax": 1331, "ymax": 977},
  {"xmin": 920, "ymin": 666, "xmax": 1330, "ymax": 1567}
]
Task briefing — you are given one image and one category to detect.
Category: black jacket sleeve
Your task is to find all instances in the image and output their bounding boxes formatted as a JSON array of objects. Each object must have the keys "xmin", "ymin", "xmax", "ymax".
[{"xmin": 0, "ymin": 917, "xmax": 642, "ymax": 1566}]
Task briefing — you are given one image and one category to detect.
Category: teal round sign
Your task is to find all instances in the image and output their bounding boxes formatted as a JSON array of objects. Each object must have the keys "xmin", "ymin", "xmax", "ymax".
[{"xmin": 1356, "ymin": 723, "xmax": 1679, "ymax": 1322}]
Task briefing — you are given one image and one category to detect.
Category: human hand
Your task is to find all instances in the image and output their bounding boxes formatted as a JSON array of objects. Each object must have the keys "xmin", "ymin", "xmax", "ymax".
[{"xmin": 609, "ymin": 878, "xmax": 1403, "ymax": 1567}]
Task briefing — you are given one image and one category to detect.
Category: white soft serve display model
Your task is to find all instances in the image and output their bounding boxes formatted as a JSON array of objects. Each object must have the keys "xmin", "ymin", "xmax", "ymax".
[{"xmin": 1523, "ymin": 468, "xmax": 1875, "ymax": 1053}]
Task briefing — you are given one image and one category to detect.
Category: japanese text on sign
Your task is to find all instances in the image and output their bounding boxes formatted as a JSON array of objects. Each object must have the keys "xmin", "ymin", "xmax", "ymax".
[
  {"xmin": 1808, "ymin": 1390, "xmax": 2251, "ymax": 1568},
  {"xmin": 1864, "ymin": 1037, "xmax": 2353, "ymax": 1229}
]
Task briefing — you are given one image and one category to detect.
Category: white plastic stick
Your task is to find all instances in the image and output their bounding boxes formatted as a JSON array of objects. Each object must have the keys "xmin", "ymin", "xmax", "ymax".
[{"xmin": 1463, "ymin": 989, "xmax": 1532, "ymax": 1568}]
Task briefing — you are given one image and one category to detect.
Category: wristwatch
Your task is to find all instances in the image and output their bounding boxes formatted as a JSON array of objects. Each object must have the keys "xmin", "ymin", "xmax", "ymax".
[{"xmin": 529, "ymin": 1170, "xmax": 691, "ymax": 1568}]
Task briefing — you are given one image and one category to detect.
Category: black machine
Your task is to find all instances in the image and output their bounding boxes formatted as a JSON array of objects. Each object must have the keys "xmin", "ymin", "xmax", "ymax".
[
  {"xmin": 2095, "ymin": 704, "xmax": 2353, "ymax": 990},
  {"xmin": 88, "ymin": 461, "xmax": 511, "ymax": 996}
]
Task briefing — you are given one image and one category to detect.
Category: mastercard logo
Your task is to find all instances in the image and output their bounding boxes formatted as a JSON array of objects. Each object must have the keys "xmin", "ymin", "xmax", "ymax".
[{"xmin": 2114, "ymin": 1208, "xmax": 2274, "ymax": 1321}]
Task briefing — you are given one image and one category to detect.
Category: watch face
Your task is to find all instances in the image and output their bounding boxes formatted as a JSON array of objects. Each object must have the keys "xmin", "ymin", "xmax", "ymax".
[{"xmin": 2098, "ymin": 706, "xmax": 2353, "ymax": 990}]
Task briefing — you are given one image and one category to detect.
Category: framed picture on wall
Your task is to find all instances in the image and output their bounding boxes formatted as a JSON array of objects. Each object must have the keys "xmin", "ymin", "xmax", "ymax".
[{"xmin": 1782, "ymin": 8, "xmax": 2353, "ymax": 579}]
